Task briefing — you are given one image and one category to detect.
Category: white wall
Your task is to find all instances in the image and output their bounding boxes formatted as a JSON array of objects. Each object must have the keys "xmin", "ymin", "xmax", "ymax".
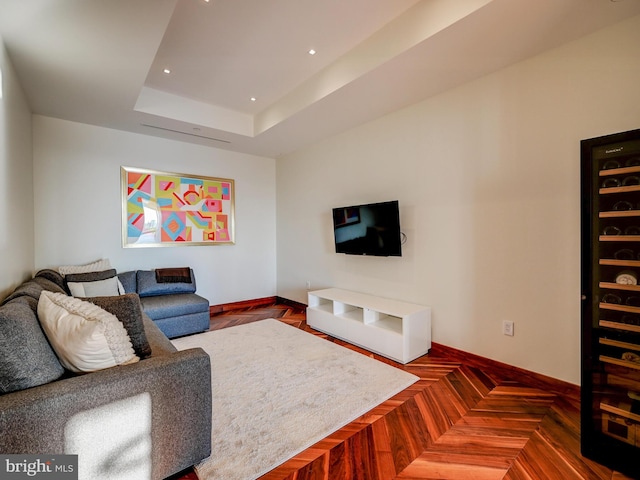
[
  {"xmin": 276, "ymin": 15, "xmax": 640, "ymax": 385},
  {"xmin": 33, "ymin": 116, "xmax": 277, "ymax": 305},
  {"xmin": 0, "ymin": 37, "xmax": 34, "ymax": 298}
]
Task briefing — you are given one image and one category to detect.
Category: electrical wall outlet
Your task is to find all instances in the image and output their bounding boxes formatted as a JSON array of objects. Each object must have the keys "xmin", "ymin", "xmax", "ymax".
[
  {"xmin": 306, "ymin": 281, "xmax": 311, "ymax": 290},
  {"xmin": 503, "ymin": 320, "xmax": 514, "ymax": 336}
]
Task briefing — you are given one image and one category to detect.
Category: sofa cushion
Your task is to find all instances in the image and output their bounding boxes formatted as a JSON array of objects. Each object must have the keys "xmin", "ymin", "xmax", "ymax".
[
  {"xmin": 1, "ymin": 280, "xmax": 46, "ymax": 305},
  {"xmin": 117, "ymin": 271, "xmax": 137, "ymax": 294},
  {"xmin": 1, "ymin": 272, "xmax": 71, "ymax": 308},
  {"xmin": 137, "ymin": 270, "xmax": 196, "ymax": 297},
  {"xmin": 37, "ymin": 291, "xmax": 139, "ymax": 373},
  {"xmin": 32, "ymin": 276, "xmax": 68, "ymax": 295},
  {"xmin": 153, "ymin": 311, "xmax": 210, "ymax": 339},
  {"xmin": 140, "ymin": 293, "xmax": 209, "ymax": 320},
  {"xmin": 58, "ymin": 258, "xmax": 113, "ymax": 276},
  {"xmin": 0, "ymin": 297, "xmax": 65, "ymax": 394},
  {"xmin": 85, "ymin": 294, "xmax": 152, "ymax": 359},
  {"xmin": 66, "ymin": 269, "xmax": 122, "ymax": 297},
  {"xmin": 34, "ymin": 269, "xmax": 68, "ymax": 293},
  {"xmin": 65, "ymin": 269, "xmax": 118, "ymax": 284}
]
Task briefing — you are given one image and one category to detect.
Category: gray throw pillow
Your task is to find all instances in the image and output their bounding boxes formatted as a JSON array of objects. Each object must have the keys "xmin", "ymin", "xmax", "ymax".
[
  {"xmin": 65, "ymin": 269, "xmax": 118, "ymax": 283},
  {"xmin": 84, "ymin": 294, "xmax": 152, "ymax": 359},
  {"xmin": 0, "ymin": 298, "xmax": 65, "ymax": 394}
]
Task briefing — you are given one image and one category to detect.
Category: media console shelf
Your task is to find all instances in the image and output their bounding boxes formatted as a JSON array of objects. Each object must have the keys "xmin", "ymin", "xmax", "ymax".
[{"xmin": 307, "ymin": 288, "xmax": 431, "ymax": 364}]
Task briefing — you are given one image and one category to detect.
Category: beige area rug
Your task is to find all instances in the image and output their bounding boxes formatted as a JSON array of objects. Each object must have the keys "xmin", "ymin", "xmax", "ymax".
[{"xmin": 171, "ymin": 318, "xmax": 419, "ymax": 480}]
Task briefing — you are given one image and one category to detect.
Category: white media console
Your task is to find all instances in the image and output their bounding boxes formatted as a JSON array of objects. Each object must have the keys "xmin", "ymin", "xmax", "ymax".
[{"xmin": 306, "ymin": 288, "xmax": 431, "ymax": 364}]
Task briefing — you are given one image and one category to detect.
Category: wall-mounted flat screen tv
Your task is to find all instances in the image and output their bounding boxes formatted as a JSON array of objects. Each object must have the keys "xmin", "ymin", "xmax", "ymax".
[{"xmin": 332, "ymin": 200, "xmax": 402, "ymax": 257}]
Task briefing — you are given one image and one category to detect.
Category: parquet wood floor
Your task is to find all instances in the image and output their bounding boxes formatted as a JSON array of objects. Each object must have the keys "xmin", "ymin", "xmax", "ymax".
[{"xmin": 169, "ymin": 303, "xmax": 636, "ymax": 480}]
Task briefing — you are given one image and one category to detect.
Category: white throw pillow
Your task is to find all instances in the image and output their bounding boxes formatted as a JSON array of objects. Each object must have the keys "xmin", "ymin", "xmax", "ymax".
[
  {"xmin": 37, "ymin": 291, "xmax": 139, "ymax": 373},
  {"xmin": 58, "ymin": 259, "xmax": 125, "ymax": 295},
  {"xmin": 67, "ymin": 276, "xmax": 121, "ymax": 297},
  {"xmin": 58, "ymin": 258, "xmax": 113, "ymax": 276}
]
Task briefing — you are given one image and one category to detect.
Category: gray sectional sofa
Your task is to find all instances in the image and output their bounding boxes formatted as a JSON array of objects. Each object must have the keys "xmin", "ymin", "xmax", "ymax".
[
  {"xmin": 0, "ymin": 269, "xmax": 212, "ymax": 480},
  {"xmin": 118, "ymin": 269, "xmax": 210, "ymax": 339}
]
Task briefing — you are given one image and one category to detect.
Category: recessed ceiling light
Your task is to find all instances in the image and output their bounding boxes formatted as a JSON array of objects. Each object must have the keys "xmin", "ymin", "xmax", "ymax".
[
  {"xmin": 163, "ymin": 68, "xmax": 171, "ymax": 74},
  {"xmin": 250, "ymin": 97, "xmax": 257, "ymax": 102},
  {"xmin": 308, "ymin": 49, "xmax": 316, "ymax": 55}
]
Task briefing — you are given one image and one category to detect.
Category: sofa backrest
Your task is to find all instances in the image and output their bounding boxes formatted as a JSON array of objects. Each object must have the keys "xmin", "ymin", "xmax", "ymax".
[
  {"xmin": 117, "ymin": 270, "xmax": 137, "ymax": 294},
  {"xmin": 0, "ymin": 270, "xmax": 67, "ymax": 394},
  {"xmin": 132, "ymin": 269, "xmax": 197, "ymax": 297}
]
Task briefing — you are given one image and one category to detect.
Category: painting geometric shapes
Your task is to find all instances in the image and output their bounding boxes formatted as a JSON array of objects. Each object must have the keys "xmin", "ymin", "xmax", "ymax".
[
  {"xmin": 215, "ymin": 229, "xmax": 230, "ymax": 242},
  {"xmin": 204, "ymin": 199, "xmax": 222, "ymax": 213},
  {"xmin": 188, "ymin": 211, "xmax": 212, "ymax": 230},
  {"xmin": 183, "ymin": 188, "xmax": 201, "ymax": 206},
  {"xmin": 215, "ymin": 214, "xmax": 228, "ymax": 230},
  {"xmin": 204, "ymin": 180, "xmax": 223, "ymax": 200},
  {"xmin": 127, "ymin": 172, "xmax": 152, "ymax": 195},
  {"xmin": 157, "ymin": 198, "xmax": 173, "ymax": 208},
  {"xmin": 178, "ymin": 226, "xmax": 191, "ymax": 242},
  {"xmin": 165, "ymin": 226, "xmax": 192, "ymax": 242},
  {"xmin": 127, "ymin": 189, "xmax": 151, "ymax": 214},
  {"xmin": 213, "ymin": 214, "xmax": 229, "ymax": 241},
  {"xmin": 182, "ymin": 177, "xmax": 204, "ymax": 187},
  {"xmin": 122, "ymin": 167, "xmax": 234, "ymax": 246},
  {"xmin": 206, "ymin": 183, "xmax": 219, "ymax": 196},
  {"xmin": 155, "ymin": 175, "xmax": 180, "ymax": 200},
  {"xmin": 159, "ymin": 180, "xmax": 174, "ymax": 191},
  {"xmin": 221, "ymin": 182, "xmax": 231, "ymax": 200},
  {"xmin": 127, "ymin": 213, "xmax": 144, "ymax": 238},
  {"xmin": 161, "ymin": 211, "xmax": 187, "ymax": 242}
]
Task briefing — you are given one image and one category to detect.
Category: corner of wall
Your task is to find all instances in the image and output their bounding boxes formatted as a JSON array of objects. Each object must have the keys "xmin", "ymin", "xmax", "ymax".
[{"xmin": 0, "ymin": 36, "xmax": 35, "ymax": 298}]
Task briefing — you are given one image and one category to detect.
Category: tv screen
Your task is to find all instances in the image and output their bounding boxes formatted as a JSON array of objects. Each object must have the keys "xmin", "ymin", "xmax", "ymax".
[{"xmin": 332, "ymin": 200, "xmax": 402, "ymax": 257}]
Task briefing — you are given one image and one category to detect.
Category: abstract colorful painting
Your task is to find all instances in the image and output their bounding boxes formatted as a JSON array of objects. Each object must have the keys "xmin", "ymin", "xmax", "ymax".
[{"xmin": 121, "ymin": 167, "xmax": 235, "ymax": 247}]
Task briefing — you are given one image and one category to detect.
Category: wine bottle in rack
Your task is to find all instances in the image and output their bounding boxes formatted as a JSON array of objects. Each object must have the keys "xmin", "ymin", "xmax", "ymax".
[{"xmin": 581, "ymin": 128, "xmax": 640, "ymax": 478}]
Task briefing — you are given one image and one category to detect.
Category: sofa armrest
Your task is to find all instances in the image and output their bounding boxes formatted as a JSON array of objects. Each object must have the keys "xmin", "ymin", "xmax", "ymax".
[{"xmin": 0, "ymin": 347, "xmax": 211, "ymax": 480}]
